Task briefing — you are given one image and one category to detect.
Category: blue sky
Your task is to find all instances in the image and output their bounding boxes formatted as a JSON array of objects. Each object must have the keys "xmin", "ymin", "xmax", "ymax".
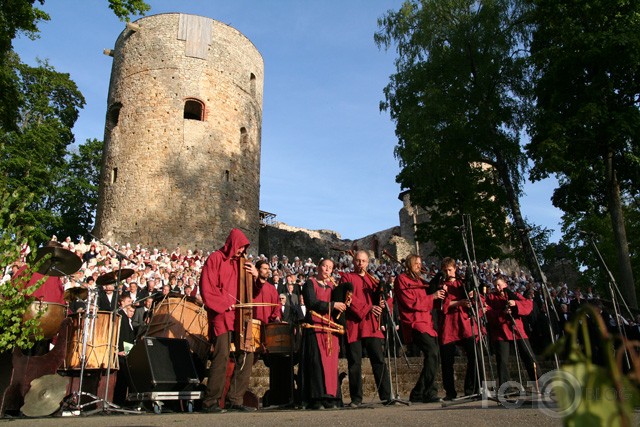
[{"xmin": 12, "ymin": 0, "xmax": 563, "ymax": 242}]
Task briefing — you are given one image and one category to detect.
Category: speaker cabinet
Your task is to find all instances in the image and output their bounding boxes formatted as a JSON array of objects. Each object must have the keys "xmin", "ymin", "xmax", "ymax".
[{"xmin": 126, "ymin": 337, "xmax": 199, "ymax": 392}]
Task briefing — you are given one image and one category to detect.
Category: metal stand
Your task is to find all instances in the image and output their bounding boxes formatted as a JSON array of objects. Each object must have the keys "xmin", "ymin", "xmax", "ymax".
[
  {"xmin": 83, "ymin": 237, "xmax": 141, "ymax": 415},
  {"xmin": 518, "ymin": 228, "xmax": 561, "ymax": 371},
  {"xmin": 583, "ymin": 233, "xmax": 634, "ymax": 370},
  {"xmin": 382, "ymin": 298, "xmax": 410, "ymax": 406},
  {"xmin": 441, "ymin": 221, "xmax": 498, "ymax": 407}
]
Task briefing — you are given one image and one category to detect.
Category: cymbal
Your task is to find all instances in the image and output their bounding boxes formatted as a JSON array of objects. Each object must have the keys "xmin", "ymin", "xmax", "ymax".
[
  {"xmin": 21, "ymin": 374, "xmax": 68, "ymax": 417},
  {"xmin": 33, "ymin": 246, "xmax": 82, "ymax": 277},
  {"xmin": 96, "ymin": 268, "xmax": 135, "ymax": 287},
  {"xmin": 63, "ymin": 287, "xmax": 88, "ymax": 302}
]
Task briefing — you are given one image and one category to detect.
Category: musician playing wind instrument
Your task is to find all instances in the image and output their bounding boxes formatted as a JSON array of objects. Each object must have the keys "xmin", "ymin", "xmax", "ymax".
[
  {"xmin": 340, "ymin": 250, "xmax": 391, "ymax": 407},
  {"xmin": 394, "ymin": 254, "xmax": 445, "ymax": 403},
  {"xmin": 300, "ymin": 258, "xmax": 346, "ymax": 409},
  {"xmin": 199, "ymin": 228, "xmax": 258, "ymax": 413}
]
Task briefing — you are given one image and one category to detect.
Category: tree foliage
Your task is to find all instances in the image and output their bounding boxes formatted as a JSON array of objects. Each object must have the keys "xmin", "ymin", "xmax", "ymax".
[
  {"xmin": 0, "ymin": 57, "xmax": 85, "ymax": 235},
  {"xmin": 525, "ymin": 0, "xmax": 640, "ymax": 307},
  {"xmin": 0, "ymin": 190, "xmax": 46, "ymax": 352},
  {"xmin": 375, "ymin": 0, "xmax": 537, "ymax": 265},
  {"xmin": 57, "ymin": 138, "xmax": 104, "ymax": 240}
]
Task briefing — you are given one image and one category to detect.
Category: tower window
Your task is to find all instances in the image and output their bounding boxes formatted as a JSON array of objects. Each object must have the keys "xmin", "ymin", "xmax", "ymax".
[
  {"xmin": 240, "ymin": 127, "xmax": 248, "ymax": 144},
  {"xmin": 111, "ymin": 167, "xmax": 118, "ymax": 184},
  {"xmin": 184, "ymin": 98, "xmax": 204, "ymax": 121},
  {"xmin": 107, "ymin": 102, "xmax": 122, "ymax": 130},
  {"xmin": 250, "ymin": 73, "xmax": 256, "ymax": 97}
]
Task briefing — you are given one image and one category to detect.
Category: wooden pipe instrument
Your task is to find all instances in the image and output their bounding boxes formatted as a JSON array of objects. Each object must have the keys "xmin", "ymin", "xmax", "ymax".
[{"xmin": 234, "ymin": 254, "xmax": 258, "ymax": 352}]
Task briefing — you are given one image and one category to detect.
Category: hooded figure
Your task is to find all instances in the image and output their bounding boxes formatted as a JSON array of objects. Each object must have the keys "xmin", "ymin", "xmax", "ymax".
[
  {"xmin": 200, "ymin": 228, "xmax": 257, "ymax": 413},
  {"xmin": 200, "ymin": 228, "xmax": 250, "ymax": 337}
]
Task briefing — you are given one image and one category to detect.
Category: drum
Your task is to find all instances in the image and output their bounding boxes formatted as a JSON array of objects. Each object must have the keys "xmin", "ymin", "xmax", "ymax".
[
  {"xmin": 146, "ymin": 295, "xmax": 210, "ymax": 362},
  {"xmin": 22, "ymin": 301, "xmax": 66, "ymax": 339},
  {"xmin": 264, "ymin": 323, "xmax": 293, "ymax": 354},
  {"xmin": 229, "ymin": 318, "xmax": 261, "ymax": 353},
  {"xmin": 63, "ymin": 311, "xmax": 120, "ymax": 370}
]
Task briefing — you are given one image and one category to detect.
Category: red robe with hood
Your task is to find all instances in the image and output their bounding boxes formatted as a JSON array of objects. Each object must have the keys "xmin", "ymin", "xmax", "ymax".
[{"xmin": 199, "ymin": 228, "xmax": 250, "ymax": 338}]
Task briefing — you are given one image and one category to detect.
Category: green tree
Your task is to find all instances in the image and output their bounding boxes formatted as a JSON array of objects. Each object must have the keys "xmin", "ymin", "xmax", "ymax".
[
  {"xmin": 526, "ymin": 0, "xmax": 640, "ymax": 308},
  {"xmin": 0, "ymin": 57, "xmax": 85, "ymax": 235},
  {"xmin": 375, "ymin": 0, "xmax": 538, "ymax": 266},
  {"xmin": 57, "ymin": 138, "xmax": 104, "ymax": 240}
]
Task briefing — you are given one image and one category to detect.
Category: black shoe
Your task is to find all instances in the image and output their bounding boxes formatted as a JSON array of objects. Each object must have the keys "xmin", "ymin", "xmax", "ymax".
[
  {"xmin": 440, "ymin": 394, "xmax": 456, "ymax": 402},
  {"xmin": 202, "ymin": 403, "xmax": 227, "ymax": 413},
  {"xmin": 228, "ymin": 404, "xmax": 256, "ymax": 412},
  {"xmin": 348, "ymin": 401, "xmax": 361, "ymax": 408}
]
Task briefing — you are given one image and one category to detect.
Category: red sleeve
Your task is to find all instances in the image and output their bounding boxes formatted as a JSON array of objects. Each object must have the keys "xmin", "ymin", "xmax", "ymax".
[
  {"xmin": 199, "ymin": 253, "xmax": 234, "ymax": 314},
  {"xmin": 395, "ymin": 275, "xmax": 433, "ymax": 312},
  {"xmin": 514, "ymin": 294, "xmax": 533, "ymax": 316}
]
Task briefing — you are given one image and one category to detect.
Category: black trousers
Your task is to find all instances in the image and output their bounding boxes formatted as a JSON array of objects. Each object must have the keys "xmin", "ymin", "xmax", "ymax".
[
  {"xmin": 346, "ymin": 337, "xmax": 391, "ymax": 403},
  {"xmin": 409, "ymin": 331, "xmax": 439, "ymax": 402},
  {"xmin": 440, "ymin": 337, "xmax": 483, "ymax": 397},
  {"xmin": 494, "ymin": 339, "xmax": 538, "ymax": 387}
]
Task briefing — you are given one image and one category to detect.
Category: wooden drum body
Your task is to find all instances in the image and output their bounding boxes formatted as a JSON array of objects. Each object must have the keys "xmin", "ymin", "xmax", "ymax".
[
  {"xmin": 264, "ymin": 323, "xmax": 294, "ymax": 354},
  {"xmin": 22, "ymin": 301, "xmax": 67, "ymax": 339},
  {"xmin": 146, "ymin": 295, "xmax": 210, "ymax": 362},
  {"xmin": 63, "ymin": 311, "xmax": 120, "ymax": 370}
]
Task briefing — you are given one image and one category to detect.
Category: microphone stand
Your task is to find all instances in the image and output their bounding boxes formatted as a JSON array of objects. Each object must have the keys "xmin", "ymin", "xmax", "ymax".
[
  {"xmin": 84, "ymin": 235, "xmax": 141, "ymax": 415},
  {"xmin": 517, "ymin": 228, "xmax": 560, "ymax": 371},
  {"xmin": 442, "ymin": 223, "xmax": 497, "ymax": 407},
  {"xmin": 583, "ymin": 234, "xmax": 633, "ymax": 370},
  {"xmin": 381, "ymin": 291, "xmax": 411, "ymax": 406}
]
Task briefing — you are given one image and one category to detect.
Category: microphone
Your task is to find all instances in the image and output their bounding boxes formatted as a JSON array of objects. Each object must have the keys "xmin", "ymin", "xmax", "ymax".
[{"xmin": 578, "ymin": 230, "xmax": 596, "ymax": 238}]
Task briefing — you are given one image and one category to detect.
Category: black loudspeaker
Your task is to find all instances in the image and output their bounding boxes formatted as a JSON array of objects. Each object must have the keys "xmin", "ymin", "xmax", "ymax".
[{"xmin": 126, "ymin": 337, "xmax": 199, "ymax": 392}]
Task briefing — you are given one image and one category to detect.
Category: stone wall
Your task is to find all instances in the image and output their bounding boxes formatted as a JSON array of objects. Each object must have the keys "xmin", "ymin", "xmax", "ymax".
[{"xmin": 94, "ymin": 13, "xmax": 263, "ymax": 251}]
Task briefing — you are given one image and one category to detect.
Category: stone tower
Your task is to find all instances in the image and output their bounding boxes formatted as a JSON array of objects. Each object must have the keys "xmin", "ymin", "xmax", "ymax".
[{"xmin": 94, "ymin": 13, "xmax": 263, "ymax": 251}]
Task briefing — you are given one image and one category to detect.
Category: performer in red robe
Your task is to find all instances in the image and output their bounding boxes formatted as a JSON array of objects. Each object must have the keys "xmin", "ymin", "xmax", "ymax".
[
  {"xmin": 340, "ymin": 250, "xmax": 391, "ymax": 406},
  {"xmin": 300, "ymin": 258, "xmax": 346, "ymax": 409},
  {"xmin": 439, "ymin": 257, "xmax": 484, "ymax": 400},
  {"xmin": 252, "ymin": 260, "xmax": 281, "ymax": 324},
  {"xmin": 395, "ymin": 254, "xmax": 445, "ymax": 403},
  {"xmin": 199, "ymin": 228, "xmax": 258, "ymax": 413},
  {"xmin": 485, "ymin": 275, "xmax": 538, "ymax": 387}
]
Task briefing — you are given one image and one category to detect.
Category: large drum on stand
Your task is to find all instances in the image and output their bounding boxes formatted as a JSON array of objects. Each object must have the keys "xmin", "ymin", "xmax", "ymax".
[
  {"xmin": 146, "ymin": 295, "xmax": 210, "ymax": 364},
  {"xmin": 63, "ymin": 311, "xmax": 120, "ymax": 370}
]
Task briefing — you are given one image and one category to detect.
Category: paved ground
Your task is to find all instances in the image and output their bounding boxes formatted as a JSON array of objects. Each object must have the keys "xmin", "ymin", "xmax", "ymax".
[{"xmin": 1, "ymin": 399, "xmax": 566, "ymax": 427}]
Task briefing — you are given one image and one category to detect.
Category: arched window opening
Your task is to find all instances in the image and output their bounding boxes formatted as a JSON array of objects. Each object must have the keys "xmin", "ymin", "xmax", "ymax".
[
  {"xmin": 184, "ymin": 98, "xmax": 204, "ymax": 121},
  {"xmin": 250, "ymin": 73, "xmax": 256, "ymax": 97},
  {"xmin": 240, "ymin": 127, "xmax": 248, "ymax": 144},
  {"xmin": 111, "ymin": 167, "xmax": 118, "ymax": 184},
  {"xmin": 107, "ymin": 102, "xmax": 122, "ymax": 130},
  {"xmin": 225, "ymin": 170, "xmax": 230, "ymax": 182}
]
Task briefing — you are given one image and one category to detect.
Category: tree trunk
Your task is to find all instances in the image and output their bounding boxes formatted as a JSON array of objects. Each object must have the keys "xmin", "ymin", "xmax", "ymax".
[
  {"xmin": 605, "ymin": 151, "xmax": 637, "ymax": 309},
  {"xmin": 495, "ymin": 155, "xmax": 541, "ymax": 281}
]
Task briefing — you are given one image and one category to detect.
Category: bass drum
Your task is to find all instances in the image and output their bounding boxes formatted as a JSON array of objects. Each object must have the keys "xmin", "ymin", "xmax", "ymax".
[
  {"xmin": 146, "ymin": 295, "xmax": 210, "ymax": 363},
  {"xmin": 22, "ymin": 301, "xmax": 67, "ymax": 339}
]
